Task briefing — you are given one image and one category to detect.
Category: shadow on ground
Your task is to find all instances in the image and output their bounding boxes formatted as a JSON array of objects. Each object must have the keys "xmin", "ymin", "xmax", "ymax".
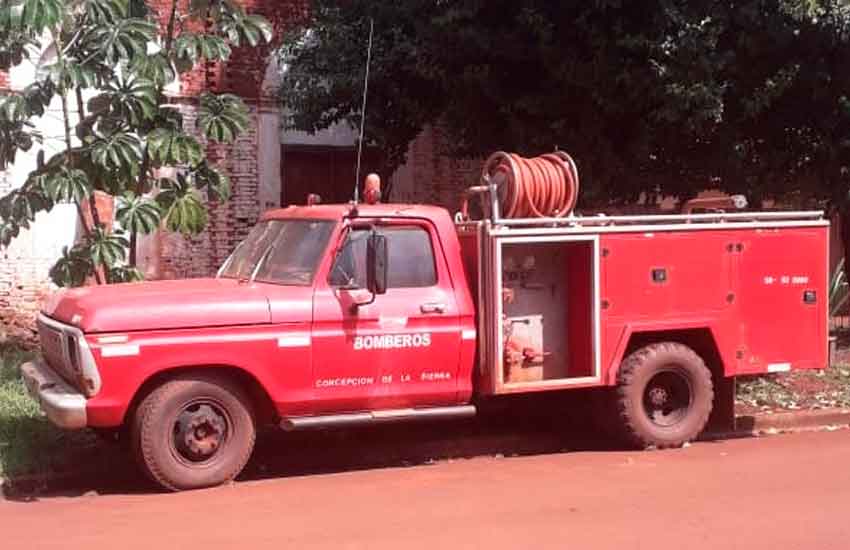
[{"xmin": 4, "ymin": 391, "xmax": 627, "ymax": 500}]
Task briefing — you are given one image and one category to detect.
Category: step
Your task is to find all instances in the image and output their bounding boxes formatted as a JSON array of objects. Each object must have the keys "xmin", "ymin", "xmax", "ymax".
[{"xmin": 280, "ymin": 405, "xmax": 477, "ymax": 431}]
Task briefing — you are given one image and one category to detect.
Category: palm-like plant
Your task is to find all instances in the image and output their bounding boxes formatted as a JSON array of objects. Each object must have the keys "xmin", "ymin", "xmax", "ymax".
[
  {"xmin": 0, "ymin": 0, "xmax": 272, "ymax": 286},
  {"xmin": 830, "ymin": 259, "xmax": 850, "ymax": 318}
]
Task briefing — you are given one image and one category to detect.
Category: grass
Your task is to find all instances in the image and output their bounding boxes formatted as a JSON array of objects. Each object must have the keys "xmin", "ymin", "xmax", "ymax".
[
  {"xmin": 736, "ymin": 365, "xmax": 850, "ymax": 413},
  {"xmin": 0, "ymin": 342, "xmax": 100, "ymax": 481}
]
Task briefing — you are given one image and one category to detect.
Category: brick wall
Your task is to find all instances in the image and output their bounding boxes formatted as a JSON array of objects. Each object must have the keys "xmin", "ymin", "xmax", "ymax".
[
  {"xmin": 0, "ymin": 167, "xmax": 54, "ymax": 343},
  {"xmin": 154, "ymin": 101, "xmax": 263, "ymax": 279},
  {"xmin": 152, "ymin": 0, "xmax": 308, "ymax": 278},
  {"xmin": 393, "ymin": 125, "xmax": 482, "ymax": 212}
]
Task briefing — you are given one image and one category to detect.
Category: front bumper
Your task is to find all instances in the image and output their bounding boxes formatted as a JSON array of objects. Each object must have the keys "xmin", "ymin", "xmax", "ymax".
[{"xmin": 20, "ymin": 358, "xmax": 88, "ymax": 429}]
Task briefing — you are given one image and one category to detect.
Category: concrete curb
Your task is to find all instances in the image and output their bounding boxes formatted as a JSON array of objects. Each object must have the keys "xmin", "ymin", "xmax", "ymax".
[{"xmin": 704, "ymin": 408, "xmax": 850, "ymax": 440}]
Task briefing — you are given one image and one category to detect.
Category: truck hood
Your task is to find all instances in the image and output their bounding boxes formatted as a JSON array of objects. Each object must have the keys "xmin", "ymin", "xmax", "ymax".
[{"xmin": 43, "ymin": 278, "xmax": 272, "ymax": 333}]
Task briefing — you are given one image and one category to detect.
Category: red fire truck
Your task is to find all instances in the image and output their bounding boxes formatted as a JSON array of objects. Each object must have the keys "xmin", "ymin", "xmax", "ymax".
[{"xmin": 21, "ymin": 152, "xmax": 829, "ymax": 491}]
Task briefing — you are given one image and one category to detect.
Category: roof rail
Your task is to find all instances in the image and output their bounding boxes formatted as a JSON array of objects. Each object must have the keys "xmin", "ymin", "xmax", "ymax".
[{"xmin": 496, "ymin": 210, "xmax": 825, "ymax": 227}]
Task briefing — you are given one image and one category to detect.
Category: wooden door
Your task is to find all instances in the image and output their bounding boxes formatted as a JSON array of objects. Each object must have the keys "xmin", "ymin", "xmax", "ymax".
[{"xmin": 281, "ymin": 147, "xmax": 383, "ymax": 206}]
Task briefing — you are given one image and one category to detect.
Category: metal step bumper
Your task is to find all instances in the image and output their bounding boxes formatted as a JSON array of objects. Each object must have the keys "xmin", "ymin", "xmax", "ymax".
[{"xmin": 20, "ymin": 358, "xmax": 88, "ymax": 430}]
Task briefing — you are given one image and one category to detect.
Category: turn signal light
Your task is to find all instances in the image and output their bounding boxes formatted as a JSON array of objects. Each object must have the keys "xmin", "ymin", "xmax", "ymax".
[{"xmin": 364, "ymin": 174, "xmax": 381, "ymax": 205}]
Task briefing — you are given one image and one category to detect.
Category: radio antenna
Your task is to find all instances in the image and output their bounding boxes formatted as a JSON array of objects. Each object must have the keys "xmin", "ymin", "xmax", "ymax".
[{"xmin": 353, "ymin": 17, "xmax": 374, "ymax": 205}]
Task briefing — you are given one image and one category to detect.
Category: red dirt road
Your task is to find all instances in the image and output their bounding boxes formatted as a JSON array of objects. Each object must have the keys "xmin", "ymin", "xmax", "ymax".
[{"xmin": 2, "ymin": 430, "xmax": 849, "ymax": 550}]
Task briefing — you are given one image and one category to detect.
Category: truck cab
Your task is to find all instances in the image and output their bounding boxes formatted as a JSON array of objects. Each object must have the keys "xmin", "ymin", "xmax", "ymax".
[{"xmin": 22, "ymin": 202, "xmax": 478, "ymax": 491}]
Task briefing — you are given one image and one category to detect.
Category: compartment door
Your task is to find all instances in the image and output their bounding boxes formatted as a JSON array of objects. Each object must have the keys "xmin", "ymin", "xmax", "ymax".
[{"xmin": 735, "ymin": 227, "xmax": 828, "ymax": 373}]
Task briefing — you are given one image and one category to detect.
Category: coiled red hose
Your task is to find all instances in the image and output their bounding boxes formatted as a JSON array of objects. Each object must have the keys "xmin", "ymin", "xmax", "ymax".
[{"xmin": 482, "ymin": 151, "xmax": 579, "ymax": 218}]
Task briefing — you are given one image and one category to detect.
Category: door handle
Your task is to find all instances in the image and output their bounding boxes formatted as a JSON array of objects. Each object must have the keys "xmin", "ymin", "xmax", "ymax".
[{"xmin": 420, "ymin": 302, "xmax": 446, "ymax": 314}]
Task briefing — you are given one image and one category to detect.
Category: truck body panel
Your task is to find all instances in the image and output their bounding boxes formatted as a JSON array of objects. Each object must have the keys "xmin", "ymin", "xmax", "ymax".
[{"xmin": 462, "ymin": 220, "xmax": 828, "ymax": 395}]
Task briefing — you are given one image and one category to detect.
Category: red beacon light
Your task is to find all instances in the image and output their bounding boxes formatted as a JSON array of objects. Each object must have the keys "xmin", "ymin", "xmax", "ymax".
[
  {"xmin": 363, "ymin": 173, "xmax": 381, "ymax": 205},
  {"xmin": 306, "ymin": 193, "xmax": 322, "ymax": 206}
]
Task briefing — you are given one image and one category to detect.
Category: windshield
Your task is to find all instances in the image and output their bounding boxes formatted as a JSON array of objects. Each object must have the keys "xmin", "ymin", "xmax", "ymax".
[{"xmin": 218, "ymin": 220, "xmax": 335, "ymax": 285}]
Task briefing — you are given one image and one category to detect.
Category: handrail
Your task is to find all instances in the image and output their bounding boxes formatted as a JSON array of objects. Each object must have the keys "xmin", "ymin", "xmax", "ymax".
[{"xmin": 495, "ymin": 210, "xmax": 825, "ymax": 227}]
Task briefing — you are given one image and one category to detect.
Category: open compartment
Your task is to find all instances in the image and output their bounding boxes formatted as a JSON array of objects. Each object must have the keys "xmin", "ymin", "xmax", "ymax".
[{"xmin": 496, "ymin": 236, "xmax": 599, "ymax": 388}]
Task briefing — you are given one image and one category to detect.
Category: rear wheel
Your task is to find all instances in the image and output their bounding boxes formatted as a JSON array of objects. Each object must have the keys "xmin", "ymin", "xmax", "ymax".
[
  {"xmin": 131, "ymin": 373, "xmax": 256, "ymax": 491},
  {"xmin": 615, "ymin": 342, "xmax": 713, "ymax": 449}
]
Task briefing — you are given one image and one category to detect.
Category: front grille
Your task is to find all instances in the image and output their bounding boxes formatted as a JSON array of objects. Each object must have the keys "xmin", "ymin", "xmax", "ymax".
[{"xmin": 37, "ymin": 318, "xmax": 79, "ymax": 388}]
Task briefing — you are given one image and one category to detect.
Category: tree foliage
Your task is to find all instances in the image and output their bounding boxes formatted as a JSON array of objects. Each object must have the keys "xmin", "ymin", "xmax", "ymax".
[
  {"xmin": 0, "ymin": 0, "xmax": 273, "ymax": 286},
  {"xmin": 281, "ymin": 0, "xmax": 850, "ymax": 210}
]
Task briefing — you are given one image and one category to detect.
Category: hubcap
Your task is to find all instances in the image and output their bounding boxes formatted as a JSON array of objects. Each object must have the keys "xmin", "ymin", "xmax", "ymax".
[
  {"xmin": 173, "ymin": 402, "xmax": 229, "ymax": 463},
  {"xmin": 642, "ymin": 370, "xmax": 692, "ymax": 428}
]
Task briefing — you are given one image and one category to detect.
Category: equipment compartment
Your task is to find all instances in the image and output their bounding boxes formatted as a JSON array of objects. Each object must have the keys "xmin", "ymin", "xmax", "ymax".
[{"xmin": 498, "ymin": 237, "xmax": 599, "ymax": 388}]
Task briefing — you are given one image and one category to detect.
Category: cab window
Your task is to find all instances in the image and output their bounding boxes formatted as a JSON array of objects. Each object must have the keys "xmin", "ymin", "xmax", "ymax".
[{"xmin": 329, "ymin": 225, "xmax": 437, "ymax": 289}]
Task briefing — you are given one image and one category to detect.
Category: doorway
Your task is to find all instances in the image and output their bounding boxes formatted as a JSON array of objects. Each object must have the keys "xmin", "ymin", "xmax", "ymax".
[{"xmin": 281, "ymin": 145, "xmax": 383, "ymax": 206}]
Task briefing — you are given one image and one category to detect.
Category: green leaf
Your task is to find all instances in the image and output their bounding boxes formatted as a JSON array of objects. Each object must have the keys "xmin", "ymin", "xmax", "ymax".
[
  {"xmin": 107, "ymin": 265, "xmax": 143, "ymax": 283},
  {"xmin": 80, "ymin": 0, "xmax": 128, "ymax": 24},
  {"xmin": 197, "ymin": 92, "xmax": 249, "ymax": 143},
  {"xmin": 219, "ymin": 11, "xmax": 273, "ymax": 47},
  {"xmin": 21, "ymin": 80, "xmax": 55, "ymax": 117},
  {"xmin": 89, "ymin": 131, "xmax": 142, "ymax": 172},
  {"xmin": 0, "ymin": 0, "xmax": 64, "ymax": 33},
  {"xmin": 0, "ymin": 82, "xmax": 53, "ymax": 122},
  {"xmin": 0, "ymin": 27, "xmax": 39, "ymax": 70},
  {"xmin": 0, "ymin": 95, "xmax": 29, "ymax": 122},
  {"xmin": 82, "ymin": 17, "xmax": 157, "ymax": 64},
  {"xmin": 86, "ymin": 226, "xmax": 128, "ymax": 267},
  {"xmin": 89, "ymin": 75, "xmax": 157, "ymax": 124},
  {"xmin": 174, "ymin": 33, "xmax": 232, "ymax": 64},
  {"xmin": 155, "ymin": 175, "xmax": 207, "ymax": 235},
  {"xmin": 0, "ymin": 120, "xmax": 36, "ymax": 169},
  {"xmin": 116, "ymin": 193, "xmax": 161, "ymax": 234},
  {"xmin": 44, "ymin": 167, "xmax": 91, "ymax": 203},
  {"xmin": 128, "ymin": 52, "xmax": 176, "ymax": 88},
  {"xmin": 40, "ymin": 60, "xmax": 99, "ymax": 90},
  {"xmin": 193, "ymin": 162, "xmax": 231, "ymax": 202},
  {"xmin": 49, "ymin": 245, "xmax": 93, "ymax": 287},
  {"xmin": 146, "ymin": 127, "xmax": 204, "ymax": 166},
  {"xmin": 0, "ymin": 180, "xmax": 53, "ymax": 246}
]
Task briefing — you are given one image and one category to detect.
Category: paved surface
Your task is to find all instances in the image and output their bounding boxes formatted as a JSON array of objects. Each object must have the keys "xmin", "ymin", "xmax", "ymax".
[{"xmin": 2, "ymin": 430, "xmax": 849, "ymax": 550}]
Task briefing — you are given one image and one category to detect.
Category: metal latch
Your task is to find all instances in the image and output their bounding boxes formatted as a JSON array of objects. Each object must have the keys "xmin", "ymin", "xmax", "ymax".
[{"xmin": 803, "ymin": 290, "xmax": 817, "ymax": 304}]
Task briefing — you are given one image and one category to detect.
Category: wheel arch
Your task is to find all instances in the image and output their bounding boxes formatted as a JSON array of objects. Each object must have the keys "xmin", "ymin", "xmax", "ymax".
[
  {"xmin": 616, "ymin": 327, "xmax": 726, "ymax": 383},
  {"xmin": 124, "ymin": 365, "xmax": 277, "ymax": 428}
]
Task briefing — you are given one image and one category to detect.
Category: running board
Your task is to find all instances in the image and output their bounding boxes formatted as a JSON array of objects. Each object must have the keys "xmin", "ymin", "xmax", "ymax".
[{"xmin": 280, "ymin": 405, "xmax": 477, "ymax": 431}]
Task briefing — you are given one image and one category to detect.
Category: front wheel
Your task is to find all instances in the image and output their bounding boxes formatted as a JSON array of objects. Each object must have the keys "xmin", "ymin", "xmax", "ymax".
[
  {"xmin": 131, "ymin": 373, "xmax": 256, "ymax": 491},
  {"xmin": 615, "ymin": 342, "xmax": 714, "ymax": 449}
]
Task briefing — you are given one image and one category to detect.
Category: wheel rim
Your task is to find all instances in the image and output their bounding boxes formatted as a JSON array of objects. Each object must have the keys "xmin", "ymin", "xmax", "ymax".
[
  {"xmin": 642, "ymin": 368, "xmax": 693, "ymax": 428},
  {"xmin": 171, "ymin": 399, "xmax": 231, "ymax": 465}
]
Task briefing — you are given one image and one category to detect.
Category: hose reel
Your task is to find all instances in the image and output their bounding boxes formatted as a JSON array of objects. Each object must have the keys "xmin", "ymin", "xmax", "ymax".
[{"xmin": 459, "ymin": 151, "xmax": 580, "ymax": 221}]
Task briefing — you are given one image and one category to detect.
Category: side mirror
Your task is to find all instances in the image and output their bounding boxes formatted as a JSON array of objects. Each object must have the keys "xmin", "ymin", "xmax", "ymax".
[{"xmin": 366, "ymin": 232, "xmax": 388, "ymax": 295}]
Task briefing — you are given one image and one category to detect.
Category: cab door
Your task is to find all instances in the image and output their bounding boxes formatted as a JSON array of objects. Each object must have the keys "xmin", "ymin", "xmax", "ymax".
[{"xmin": 311, "ymin": 219, "xmax": 462, "ymax": 413}]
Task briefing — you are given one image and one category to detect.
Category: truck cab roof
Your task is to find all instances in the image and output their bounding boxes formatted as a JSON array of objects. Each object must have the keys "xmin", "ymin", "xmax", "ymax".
[{"xmin": 261, "ymin": 203, "xmax": 453, "ymax": 223}]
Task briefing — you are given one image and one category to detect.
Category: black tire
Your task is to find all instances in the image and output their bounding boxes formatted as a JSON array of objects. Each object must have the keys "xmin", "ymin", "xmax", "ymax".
[
  {"xmin": 616, "ymin": 342, "xmax": 713, "ymax": 449},
  {"xmin": 131, "ymin": 373, "xmax": 256, "ymax": 491}
]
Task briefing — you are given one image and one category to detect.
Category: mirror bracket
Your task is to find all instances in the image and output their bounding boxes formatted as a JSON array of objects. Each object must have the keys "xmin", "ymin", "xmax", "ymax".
[{"xmin": 350, "ymin": 228, "xmax": 388, "ymax": 312}]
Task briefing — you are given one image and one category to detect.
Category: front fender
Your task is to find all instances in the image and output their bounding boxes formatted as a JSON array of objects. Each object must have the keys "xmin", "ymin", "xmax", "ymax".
[{"xmin": 84, "ymin": 324, "xmax": 312, "ymax": 427}]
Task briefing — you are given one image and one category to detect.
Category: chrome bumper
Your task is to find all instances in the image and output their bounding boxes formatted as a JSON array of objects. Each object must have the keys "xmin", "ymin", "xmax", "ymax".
[{"xmin": 20, "ymin": 358, "xmax": 88, "ymax": 429}]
